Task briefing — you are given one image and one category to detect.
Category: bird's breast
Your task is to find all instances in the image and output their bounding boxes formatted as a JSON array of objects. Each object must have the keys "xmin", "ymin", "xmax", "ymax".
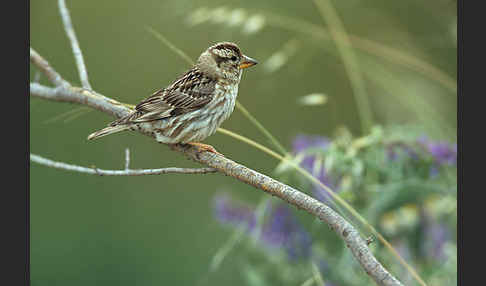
[{"xmin": 213, "ymin": 82, "xmax": 238, "ymax": 116}]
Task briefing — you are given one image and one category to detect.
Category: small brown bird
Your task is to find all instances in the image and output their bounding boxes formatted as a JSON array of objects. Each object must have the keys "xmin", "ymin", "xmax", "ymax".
[{"xmin": 87, "ymin": 42, "xmax": 257, "ymax": 154}]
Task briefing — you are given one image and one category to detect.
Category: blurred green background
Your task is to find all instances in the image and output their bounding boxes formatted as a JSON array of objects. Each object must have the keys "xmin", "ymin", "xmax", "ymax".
[{"xmin": 30, "ymin": 0, "xmax": 456, "ymax": 285}]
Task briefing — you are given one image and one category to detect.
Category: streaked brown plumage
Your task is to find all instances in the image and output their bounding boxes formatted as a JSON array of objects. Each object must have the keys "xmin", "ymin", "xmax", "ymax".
[{"xmin": 87, "ymin": 42, "xmax": 257, "ymax": 153}]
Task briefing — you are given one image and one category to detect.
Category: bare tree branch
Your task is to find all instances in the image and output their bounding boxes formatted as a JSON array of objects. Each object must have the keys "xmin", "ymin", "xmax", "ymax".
[
  {"xmin": 58, "ymin": 0, "xmax": 93, "ymax": 89},
  {"xmin": 33, "ymin": 70, "xmax": 42, "ymax": 83},
  {"xmin": 30, "ymin": 154, "xmax": 217, "ymax": 176},
  {"xmin": 29, "ymin": 80, "xmax": 402, "ymax": 286},
  {"xmin": 170, "ymin": 144, "xmax": 403, "ymax": 285},
  {"xmin": 30, "ymin": 48, "xmax": 69, "ymax": 87},
  {"xmin": 29, "ymin": 11, "xmax": 404, "ymax": 283},
  {"xmin": 30, "ymin": 82, "xmax": 130, "ymax": 119},
  {"xmin": 125, "ymin": 148, "xmax": 130, "ymax": 170}
]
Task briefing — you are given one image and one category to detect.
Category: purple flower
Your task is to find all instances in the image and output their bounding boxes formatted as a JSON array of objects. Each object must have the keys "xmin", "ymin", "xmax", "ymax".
[
  {"xmin": 213, "ymin": 194, "xmax": 257, "ymax": 231},
  {"xmin": 310, "ymin": 167, "xmax": 338, "ymax": 204},
  {"xmin": 417, "ymin": 136, "xmax": 457, "ymax": 166},
  {"xmin": 260, "ymin": 204, "xmax": 312, "ymax": 260},
  {"xmin": 385, "ymin": 137, "xmax": 456, "ymax": 177},
  {"xmin": 212, "ymin": 195, "xmax": 313, "ymax": 261},
  {"xmin": 424, "ymin": 222, "xmax": 449, "ymax": 261},
  {"xmin": 292, "ymin": 134, "xmax": 330, "ymax": 154},
  {"xmin": 292, "ymin": 135, "xmax": 338, "ymax": 203},
  {"xmin": 386, "ymin": 142, "xmax": 419, "ymax": 161},
  {"xmin": 419, "ymin": 208, "xmax": 450, "ymax": 262}
]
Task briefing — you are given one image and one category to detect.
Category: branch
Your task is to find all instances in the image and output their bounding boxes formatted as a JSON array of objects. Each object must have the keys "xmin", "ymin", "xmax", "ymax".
[
  {"xmin": 29, "ymin": 82, "xmax": 129, "ymax": 119},
  {"xmin": 30, "ymin": 10, "xmax": 404, "ymax": 282},
  {"xmin": 30, "ymin": 48, "xmax": 69, "ymax": 87},
  {"xmin": 58, "ymin": 0, "xmax": 93, "ymax": 89},
  {"xmin": 29, "ymin": 79, "xmax": 402, "ymax": 286},
  {"xmin": 125, "ymin": 148, "xmax": 131, "ymax": 170},
  {"xmin": 170, "ymin": 145, "xmax": 403, "ymax": 286},
  {"xmin": 31, "ymin": 154, "xmax": 217, "ymax": 176}
]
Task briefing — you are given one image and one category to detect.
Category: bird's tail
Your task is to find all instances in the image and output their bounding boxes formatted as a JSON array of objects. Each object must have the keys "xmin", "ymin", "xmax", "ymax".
[{"xmin": 87, "ymin": 124, "xmax": 131, "ymax": 140}]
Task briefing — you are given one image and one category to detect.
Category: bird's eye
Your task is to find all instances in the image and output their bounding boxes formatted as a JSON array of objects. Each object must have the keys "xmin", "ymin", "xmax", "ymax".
[{"xmin": 231, "ymin": 56, "xmax": 237, "ymax": 61}]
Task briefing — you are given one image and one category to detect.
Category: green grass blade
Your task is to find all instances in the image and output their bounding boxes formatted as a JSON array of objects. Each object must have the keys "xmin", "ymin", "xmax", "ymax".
[
  {"xmin": 144, "ymin": 25, "xmax": 195, "ymax": 66},
  {"xmin": 313, "ymin": 0, "xmax": 374, "ymax": 134}
]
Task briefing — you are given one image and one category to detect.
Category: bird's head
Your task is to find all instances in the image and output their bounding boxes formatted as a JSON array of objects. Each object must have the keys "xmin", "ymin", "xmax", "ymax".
[{"xmin": 196, "ymin": 42, "xmax": 258, "ymax": 82}]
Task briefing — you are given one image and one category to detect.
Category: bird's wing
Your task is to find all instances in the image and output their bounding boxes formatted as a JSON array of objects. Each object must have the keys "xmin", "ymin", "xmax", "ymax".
[{"xmin": 112, "ymin": 68, "xmax": 216, "ymax": 125}]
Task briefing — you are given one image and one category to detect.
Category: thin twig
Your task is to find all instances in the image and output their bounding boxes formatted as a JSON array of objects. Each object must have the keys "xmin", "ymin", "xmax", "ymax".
[
  {"xmin": 29, "ymin": 79, "xmax": 402, "ymax": 286},
  {"xmin": 29, "ymin": 38, "xmax": 404, "ymax": 285},
  {"xmin": 125, "ymin": 148, "xmax": 130, "ymax": 170},
  {"xmin": 170, "ymin": 144, "xmax": 403, "ymax": 286},
  {"xmin": 29, "ymin": 48, "xmax": 69, "ymax": 87},
  {"xmin": 30, "ymin": 154, "xmax": 217, "ymax": 176},
  {"xmin": 58, "ymin": 0, "xmax": 92, "ymax": 89},
  {"xmin": 30, "ymin": 83, "xmax": 129, "ymax": 120},
  {"xmin": 33, "ymin": 70, "xmax": 42, "ymax": 83}
]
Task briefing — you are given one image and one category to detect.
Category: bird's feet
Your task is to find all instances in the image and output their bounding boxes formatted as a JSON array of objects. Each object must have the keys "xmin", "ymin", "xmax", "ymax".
[{"xmin": 185, "ymin": 142, "xmax": 223, "ymax": 156}]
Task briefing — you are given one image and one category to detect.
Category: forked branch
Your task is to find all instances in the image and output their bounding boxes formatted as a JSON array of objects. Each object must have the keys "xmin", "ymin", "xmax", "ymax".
[
  {"xmin": 30, "ymin": 153, "xmax": 217, "ymax": 176},
  {"xmin": 29, "ymin": 59, "xmax": 402, "ymax": 286},
  {"xmin": 29, "ymin": 1, "xmax": 404, "ymax": 285}
]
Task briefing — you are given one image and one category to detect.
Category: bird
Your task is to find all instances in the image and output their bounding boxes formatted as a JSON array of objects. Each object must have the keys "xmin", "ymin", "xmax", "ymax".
[{"xmin": 87, "ymin": 42, "xmax": 258, "ymax": 154}]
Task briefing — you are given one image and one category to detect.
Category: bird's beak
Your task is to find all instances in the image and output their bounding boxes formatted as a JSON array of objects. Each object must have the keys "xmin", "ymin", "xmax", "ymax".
[{"xmin": 239, "ymin": 55, "xmax": 258, "ymax": 69}]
